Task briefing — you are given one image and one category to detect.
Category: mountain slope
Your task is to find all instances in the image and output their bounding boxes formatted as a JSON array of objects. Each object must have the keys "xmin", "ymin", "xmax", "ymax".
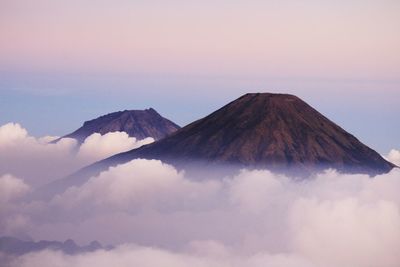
[{"xmin": 58, "ymin": 108, "xmax": 180, "ymax": 143}]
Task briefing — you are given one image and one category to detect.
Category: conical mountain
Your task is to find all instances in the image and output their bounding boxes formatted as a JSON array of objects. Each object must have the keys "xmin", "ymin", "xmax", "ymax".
[
  {"xmin": 58, "ymin": 108, "xmax": 180, "ymax": 143},
  {"xmin": 103, "ymin": 93, "xmax": 394, "ymax": 175}
]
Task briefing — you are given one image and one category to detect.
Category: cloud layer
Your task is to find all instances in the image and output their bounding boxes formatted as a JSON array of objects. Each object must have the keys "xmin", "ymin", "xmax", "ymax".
[
  {"xmin": 3, "ymin": 160, "xmax": 400, "ymax": 267},
  {"xmin": 387, "ymin": 149, "xmax": 400, "ymax": 166},
  {"xmin": 1, "ymin": 122, "xmax": 399, "ymax": 267}
]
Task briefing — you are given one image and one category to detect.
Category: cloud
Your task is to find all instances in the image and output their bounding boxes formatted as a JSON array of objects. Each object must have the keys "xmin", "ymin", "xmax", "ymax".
[
  {"xmin": 0, "ymin": 123, "xmax": 156, "ymax": 239},
  {"xmin": 0, "ymin": 123, "xmax": 29, "ymax": 145},
  {"xmin": 0, "ymin": 174, "xmax": 31, "ymax": 238},
  {"xmin": 0, "ymin": 123, "xmax": 77, "ymax": 187},
  {"xmin": 290, "ymin": 198, "xmax": 400, "ymax": 267},
  {"xmin": 77, "ymin": 132, "xmax": 153, "ymax": 163},
  {"xmin": 51, "ymin": 159, "xmax": 219, "ymax": 212},
  {"xmin": 7, "ymin": 243, "xmax": 321, "ymax": 267},
  {"xmin": 1, "ymin": 123, "xmax": 400, "ymax": 267},
  {"xmin": 387, "ymin": 149, "xmax": 400, "ymax": 166},
  {"xmin": 0, "ymin": 123, "xmax": 154, "ymax": 187},
  {"xmin": 3, "ymin": 159, "xmax": 399, "ymax": 267},
  {"xmin": 9, "ymin": 245, "xmax": 225, "ymax": 267},
  {"xmin": 228, "ymin": 169, "xmax": 291, "ymax": 214},
  {"xmin": 38, "ymin": 135, "xmax": 60, "ymax": 144},
  {"xmin": 290, "ymin": 170, "xmax": 400, "ymax": 267},
  {"xmin": 0, "ymin": 174, "xmax": 30, "ymax": 204}
]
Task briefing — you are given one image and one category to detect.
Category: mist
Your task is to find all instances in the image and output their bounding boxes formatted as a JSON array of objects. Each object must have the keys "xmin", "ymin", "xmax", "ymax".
[{"xmin": 0, "ymin": 123, "xmax": 399, "ymax": 267}]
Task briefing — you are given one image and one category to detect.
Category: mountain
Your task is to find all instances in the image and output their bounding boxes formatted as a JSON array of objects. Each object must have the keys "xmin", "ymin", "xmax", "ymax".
[
  {"xmin": 0, "ymin": 236, "xmax": 108, "ymax": 256},
  {"xmin": 57, "ymin": 108, "xmax": 180, "ymax": 143},
  {"xmin": 101, "ymin": 93, "xmax": 395, "ymax": 174},
  {"xmin": 39, "ymin": 93, "xmax": 395, "ymax": 198}
]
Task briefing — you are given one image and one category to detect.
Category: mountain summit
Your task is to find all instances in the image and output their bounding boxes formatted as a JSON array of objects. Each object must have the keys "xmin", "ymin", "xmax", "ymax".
[
  {"xmin": 59, "ymin": 108, "xmax": 180, "ymax": 143},
  {"xmin": 103, "ymin": 93, "xmax": 394, "ymax": 175}
]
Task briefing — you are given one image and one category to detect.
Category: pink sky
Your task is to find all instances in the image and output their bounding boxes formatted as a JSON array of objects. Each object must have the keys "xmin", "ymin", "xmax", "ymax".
[{"xmin": 1, "ymin": 0, "xmax": 399, "ymax": 81}]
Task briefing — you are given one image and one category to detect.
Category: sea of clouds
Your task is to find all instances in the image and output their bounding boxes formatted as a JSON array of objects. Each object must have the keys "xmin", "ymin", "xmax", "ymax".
[{"xmin": 0, "ymin": 123, "xmax": 399, "ymax": 267}]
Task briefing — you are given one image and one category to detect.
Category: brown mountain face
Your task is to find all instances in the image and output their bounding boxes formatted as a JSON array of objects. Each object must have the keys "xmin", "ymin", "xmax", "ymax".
[
  {"xmin": 104, "ymin": 93, "xmax": 394, "ymax": 175},
  {"xmin": 59, "ymin": 108, "xmax": 180, "ymax": 143}
]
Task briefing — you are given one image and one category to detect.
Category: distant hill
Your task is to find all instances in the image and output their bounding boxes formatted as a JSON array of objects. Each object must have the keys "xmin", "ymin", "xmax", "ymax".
[
  {"xmin": 0, "ymin": 236, "xmax": 109, "ymax": 256},
  {"xmin": 56, "ymin": 108, "xmax": 180, "ymax": 143}
]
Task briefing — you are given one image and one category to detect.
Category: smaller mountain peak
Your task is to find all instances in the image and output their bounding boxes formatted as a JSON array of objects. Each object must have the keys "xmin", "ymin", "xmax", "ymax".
[{"xmin": 59, "ymin": 108, "xmax": 180, "ymax": 143}]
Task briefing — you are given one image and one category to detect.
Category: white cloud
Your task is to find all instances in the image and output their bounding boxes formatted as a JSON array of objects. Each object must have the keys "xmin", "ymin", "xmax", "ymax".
[
  {"xmin": 0, "ymin": 174, "xmax": 31, "ymax": 237},
  {"xmin": 289, "ymin": 170, "xmax": 400, "ymax": 267},
  {"xmin": 8, "ymin": 243, "xmax": 320, "ymax": 267},
  {"xmin": 9, "ymin": 245, "xmax": 227, "ymax": 267},
  {"xmin": 52, "ymin": 159, "xmax": 219, "ymax": 211},
  {"xmin": 5, "ymin": 161, "xmax": 398, "ymax": 267},
  {"xmin": 77, "ymin": 132, "xmax": 153, "ymax": 163},
  {"xmin": 38, "ymin": 135, "xmax": 60, "ymax": 144},
  {"xmin": 0, "ymin": 123, "xmax": 29, "ymax": 146},
  {"xmin": 290, "ymin": 198, "xmax": 400, "ymax": 267},
  {"xmin": 387, "ymin": 149, "xmax": 400, "ymax": 166},
  {"xmin": 228, "ymin": 169, "xmax": 291, "ymax": 214},
  {"xmin": 0, "ymin": 123, "xmax": 78, "ymax": 187},
  {"xmin": 0, "ymin": 174, "xmax": 30, "ymax": 204}
]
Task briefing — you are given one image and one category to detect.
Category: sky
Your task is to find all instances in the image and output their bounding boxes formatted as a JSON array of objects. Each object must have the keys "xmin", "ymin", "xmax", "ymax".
[{"xmin": 0, "ymin": 0, "xmax": 399, "ymax": 153}]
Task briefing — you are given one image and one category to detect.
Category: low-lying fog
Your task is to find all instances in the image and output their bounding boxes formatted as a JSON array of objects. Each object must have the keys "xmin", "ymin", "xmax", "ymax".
[{"xmin": 1, "ymin": 123, "xmax": 399, "ymax": 267}]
